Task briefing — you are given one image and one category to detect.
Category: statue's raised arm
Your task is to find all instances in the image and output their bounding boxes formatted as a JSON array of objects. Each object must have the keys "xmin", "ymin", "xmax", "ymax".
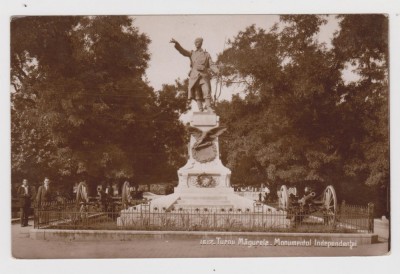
[{"xmin": 170, "ymin": 38, "xmax": 191, "ymax": 57}]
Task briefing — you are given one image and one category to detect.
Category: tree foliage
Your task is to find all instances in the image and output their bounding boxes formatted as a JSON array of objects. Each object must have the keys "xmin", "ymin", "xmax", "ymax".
[
  {"xmin": 10, "ymin": 15, "xmax": 389, "ymax": 215},
  {"xmin": 216, "ymin": 15, "xmax": 389, "ymax": 212},
  {"xmin": 11, "ymin": 16, "xmax": 186, "ymax": 190},
  {"xmin": 332, "ymin": 15, "xmax": 389, "ymax": 188}
]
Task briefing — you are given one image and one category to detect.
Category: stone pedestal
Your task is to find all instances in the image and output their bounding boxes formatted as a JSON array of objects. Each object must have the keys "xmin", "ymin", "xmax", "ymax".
[
  {"xmin": 175, "ymin": 112, "xmax": 232, "ymax": 194},
  {"xmin": 118, "ymin": 111, "xmax": 276, "ymax": 227},
  {"xmin": 164, "ymin": 112, "xmax": 233, "ymax": 209},
  {"xmin": 149, "ymin": 112, "xmax": 275, "ymax": 212}
]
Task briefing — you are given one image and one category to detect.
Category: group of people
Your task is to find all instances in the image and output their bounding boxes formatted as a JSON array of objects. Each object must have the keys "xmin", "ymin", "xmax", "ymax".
[
  {"xmin": 17, "ymin": 178, "xmax": 121, "ymax": 226},
  {"xmin": 16, "ymin": 177, "xmax": 52, "ymax": 227}
]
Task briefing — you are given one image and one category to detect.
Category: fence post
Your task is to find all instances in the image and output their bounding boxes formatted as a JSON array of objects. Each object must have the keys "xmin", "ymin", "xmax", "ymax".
[
  {"xmin": 368, "ymin": 203, "xmax": 375, "ymax": 233},
  {"xmin": 341, "ymin": 200, "xmax": 346, "ymax": 214},
  {"xmin": 213, "ymin": 212, "xmax": 216, "ymax": 229},
  {"xmin": 33, "ymin": 206, "xmax": 37, "ymax": 229}
]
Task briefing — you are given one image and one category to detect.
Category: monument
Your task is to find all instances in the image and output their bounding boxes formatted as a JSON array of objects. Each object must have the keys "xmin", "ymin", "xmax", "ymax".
[
  {"xmin": 117, "ymin": 110, "xmax": 275, "ymax": 224},
  {"xmin": 149, "ymin": 111, "xmax": 275, "ymax": 211},
  {"xmin": 117, "ymin": 38, "xmax": 276, "ymax": 226}
]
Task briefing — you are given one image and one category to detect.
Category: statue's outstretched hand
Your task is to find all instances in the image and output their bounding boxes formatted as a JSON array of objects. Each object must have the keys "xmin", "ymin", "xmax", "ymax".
[{"xmin": 170, "ymin": 38, "xmax": 178, "ymax": 44}]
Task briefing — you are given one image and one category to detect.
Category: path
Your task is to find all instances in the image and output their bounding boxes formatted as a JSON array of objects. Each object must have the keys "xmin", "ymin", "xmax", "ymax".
[{"xmin": 11, "ymin": 221, "xmax": 389, "ymax": 259}]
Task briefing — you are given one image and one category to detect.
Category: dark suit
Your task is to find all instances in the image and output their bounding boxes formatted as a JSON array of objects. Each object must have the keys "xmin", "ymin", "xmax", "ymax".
[
  {"xmin": 36, "ymin": 185, "xmax": 52, "ymax": 207},
  {"xmin": 36, "ymin": 185, "xmax": 53, "ymax": 225},
  {"xmin": 17, "ymin": 185, "xmax": 34, "ymax": 226}
]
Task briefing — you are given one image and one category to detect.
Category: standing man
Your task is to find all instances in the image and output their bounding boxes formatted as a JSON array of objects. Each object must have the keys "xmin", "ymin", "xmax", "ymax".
[
  {"xmin": 36, "ymin": 177, "xmax": 52, "ymax": 207},
  {"xmin": 170, "ymin": 37, "xmax": 219, "ymax": 112},
  {"xmin": 17, "ymin": 179, "xmax": 34, "ymax": 227},
  {"xmin": 36, "ymin": 177, "xmax": 53, "ymax": 225}
]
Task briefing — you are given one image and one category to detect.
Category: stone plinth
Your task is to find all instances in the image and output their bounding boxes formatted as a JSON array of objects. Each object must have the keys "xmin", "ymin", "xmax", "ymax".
[
  {"xmin": 118, "ymin": 112, "xmax": 276, "ymax": 227},
  {"xmin": 150, "ymin": 112, "xmax": 275, "ymax": 212},
  {"xmin": 173, "ymin": 112, "xmax": 233, "ymax": 206},
  {"xmin": 191, "ymin": 112, "xmax": 218, "ymax": 127}
]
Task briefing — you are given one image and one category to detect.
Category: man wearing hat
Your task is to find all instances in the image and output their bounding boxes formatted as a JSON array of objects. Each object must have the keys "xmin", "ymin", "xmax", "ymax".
[{"xmin": 170, "ymin": 37, "xmax": 219, "ymax": 112}]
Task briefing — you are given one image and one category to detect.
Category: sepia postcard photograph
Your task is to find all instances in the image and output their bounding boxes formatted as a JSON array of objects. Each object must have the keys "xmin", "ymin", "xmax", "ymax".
[{"xmin": 2, "ymin": 0, "xmax": 399, "ymax": 273}]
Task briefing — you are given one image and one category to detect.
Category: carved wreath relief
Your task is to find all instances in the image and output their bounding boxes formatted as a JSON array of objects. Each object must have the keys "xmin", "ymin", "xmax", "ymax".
[{"xmin": 189, "ymin": 174, "xmax": 219, "ymax": 188}]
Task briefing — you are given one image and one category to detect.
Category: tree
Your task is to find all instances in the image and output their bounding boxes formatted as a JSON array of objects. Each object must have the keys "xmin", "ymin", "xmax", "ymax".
[
  {"xmin": 332, "ymin": 14, "xmax": 389, "ymax": 187},
  {"xmin": 11, "ymin": 16, "xmax": 186, "ymax": 192},
  {"xmin": 216, "ymin": 15, "xmax": 389, "ymax": 214},
  {"xmin": 149, "ymin": 80, "xmax": 189, "ymax": 182},
  {"xmin": 218, "ymin": 16, "xmax": 341, "ymax": 190},
  {"xmin": 332, "ymin": 15, "xmax": 389, "ymax": 214}
]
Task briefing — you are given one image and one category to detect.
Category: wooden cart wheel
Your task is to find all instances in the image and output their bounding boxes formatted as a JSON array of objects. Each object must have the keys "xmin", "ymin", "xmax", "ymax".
[
  {"xmin": 323, "ymin": 185, "xmax": 337, "ymax": 224},
  {"xmin": 76, "ymin": 181, "xmax": 89, "ymax": 204},
  {"xmin": 278, "ymin": 185, "xmax": 289, "ymax": 210},
  {"xmin": 75, "ymin": 182, "xmax": 89, "ymax": 221},
  {"xmin": 121, "ymin": 181, "xmax": 132, "ymax": 209}
]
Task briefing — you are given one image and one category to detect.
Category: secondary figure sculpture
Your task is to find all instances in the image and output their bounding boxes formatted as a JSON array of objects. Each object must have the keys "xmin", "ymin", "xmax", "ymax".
[{"xmin": 170, "ymin": 37, "xmax": 219, "ymax": 112}]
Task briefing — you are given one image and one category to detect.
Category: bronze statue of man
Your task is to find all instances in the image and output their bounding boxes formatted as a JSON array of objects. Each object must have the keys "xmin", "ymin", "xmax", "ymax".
[{"xmin": 170, "ymin": 37, "xmax": 219, "ymax": 112}]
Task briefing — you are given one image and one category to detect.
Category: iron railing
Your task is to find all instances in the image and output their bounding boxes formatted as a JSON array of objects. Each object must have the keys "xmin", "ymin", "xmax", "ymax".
[
  {"xmin": 34, "ymin": 200, "xmax": 374, "ymax": 233},
  {"xmin": 33, "ymin": 199, "xmax": 143, "ymax": 229},
  {"xmin": 337, "ymin": 201, "xmax": 374, "ymax": 233}
]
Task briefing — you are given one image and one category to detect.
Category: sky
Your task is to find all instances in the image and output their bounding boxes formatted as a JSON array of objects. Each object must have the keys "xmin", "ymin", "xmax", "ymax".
[
  {"xmin": 7, "ymin": 15, "xmax": 348, "ymax": 101},
  {"xmin": 133, "ymin": 15, "xmax": 343, "ymax": 101}
]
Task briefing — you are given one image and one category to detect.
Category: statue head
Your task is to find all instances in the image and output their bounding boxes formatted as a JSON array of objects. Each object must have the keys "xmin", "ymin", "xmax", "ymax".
[{"xmin": 194, "ymin": 37, "xmax": 203, "ymax": 49}]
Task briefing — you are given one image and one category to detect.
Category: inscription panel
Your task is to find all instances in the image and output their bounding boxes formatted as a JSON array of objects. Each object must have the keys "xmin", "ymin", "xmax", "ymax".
[{"xmin": 191, "ymin": 113, "xmax": 218, "ymax": 126}]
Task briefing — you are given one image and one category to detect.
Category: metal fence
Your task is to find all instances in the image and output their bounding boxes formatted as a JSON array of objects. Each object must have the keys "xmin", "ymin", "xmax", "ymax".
[
  {"xmin": 337, "ymin": 201, "xmax": 374, "ymax": 233},
  {"xmin": 33, "ymin": 199, "xmax": 374, "ymax": 233},
  {"xmin": 33, "ymin": 198, "xmax": 140, "ymax": 229}
]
